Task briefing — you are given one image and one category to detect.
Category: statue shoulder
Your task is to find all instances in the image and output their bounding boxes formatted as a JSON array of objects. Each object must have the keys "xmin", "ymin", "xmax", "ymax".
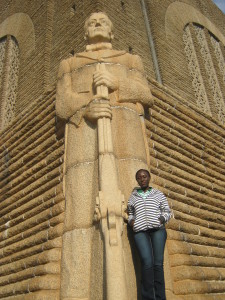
[
  {"xmin": 117, "ymin": 52, "xmax": 145, "ymax": 72},
  {"xmin": 57, "ymin": 57, "xmax": 73, "ymax": 78},
  {"xmin": 57, "ymin": 55, "xmax": 83, "ymax": 78},
  {"xmin": 128, "ymin": 53, "xmax": 145, "ymax": 72}
]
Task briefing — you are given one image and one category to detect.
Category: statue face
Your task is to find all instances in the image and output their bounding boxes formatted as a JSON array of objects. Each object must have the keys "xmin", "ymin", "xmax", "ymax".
[{"xmin": 85, "ymin": 13, "xmax": 113, "ymax": 44}]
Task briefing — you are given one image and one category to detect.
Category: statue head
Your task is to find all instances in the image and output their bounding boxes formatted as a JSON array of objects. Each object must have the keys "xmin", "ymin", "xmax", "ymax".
[{"xmin": 84, "ymin": 12, "xmax": 114, "ymax": 44}]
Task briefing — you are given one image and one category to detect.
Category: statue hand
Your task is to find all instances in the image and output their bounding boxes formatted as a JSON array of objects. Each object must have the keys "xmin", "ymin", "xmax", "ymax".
[
  {"xmin": 84, "ymin": 99, "xmax": 112, "ymax": 122},
  {"xmin": 93, "ymin": 70, "xmax": 119, "ymax": 92}
]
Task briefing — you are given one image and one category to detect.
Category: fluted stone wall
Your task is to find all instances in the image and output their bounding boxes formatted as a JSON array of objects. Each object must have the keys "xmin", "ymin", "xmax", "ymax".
[
  {"xmin": 147, "ymin": 78, "xmax": 225, "ymax": 299},
  {"xmin": 0, "ymin": 91, "xmax": 64, "ymax": 299}
]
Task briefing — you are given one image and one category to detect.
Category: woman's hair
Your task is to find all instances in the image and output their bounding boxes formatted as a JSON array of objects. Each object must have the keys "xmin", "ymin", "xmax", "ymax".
[{"xmin": 135, "ymin": 169, "xmax": 150, "ymax": 179}]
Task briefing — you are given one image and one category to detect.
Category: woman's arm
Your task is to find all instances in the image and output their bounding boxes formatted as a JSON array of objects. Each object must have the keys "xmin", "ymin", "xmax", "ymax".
[
  {"xmin": 159, "ymin": 192, "xmax": 172, "ymax": 223},
  {"xmin": 127, "ymin": 198, "xmax": 135, "ymax": 226}
]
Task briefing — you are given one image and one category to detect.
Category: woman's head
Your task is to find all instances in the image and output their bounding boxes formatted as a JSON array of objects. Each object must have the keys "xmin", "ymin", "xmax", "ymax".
[{"xmin": 135, "ymin": 169, "xmax": 151, "ymax": 190}]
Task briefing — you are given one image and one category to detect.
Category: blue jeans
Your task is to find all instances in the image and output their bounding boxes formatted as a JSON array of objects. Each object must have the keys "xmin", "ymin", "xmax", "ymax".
[{"xmin": 133, "ymin": 228, "xmax": 167, "ymax": 300}]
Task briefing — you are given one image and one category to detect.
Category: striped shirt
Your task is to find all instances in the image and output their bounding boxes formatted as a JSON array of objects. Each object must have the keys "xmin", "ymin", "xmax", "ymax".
[{"xmin": 127, "ymin": 187, "xmax": 171, "ymax": 232}]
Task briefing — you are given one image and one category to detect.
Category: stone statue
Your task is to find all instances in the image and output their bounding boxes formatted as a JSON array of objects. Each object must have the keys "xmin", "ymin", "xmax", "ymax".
[{"xmin": 56, "ymin": 12, "xmax": 153, "ymax": 300}]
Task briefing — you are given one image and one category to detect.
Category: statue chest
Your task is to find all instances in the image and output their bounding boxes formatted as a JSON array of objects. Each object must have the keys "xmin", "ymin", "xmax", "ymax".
[{"xmin": 69, "ymin": 60, "xmax": 129, "ymax": 94}]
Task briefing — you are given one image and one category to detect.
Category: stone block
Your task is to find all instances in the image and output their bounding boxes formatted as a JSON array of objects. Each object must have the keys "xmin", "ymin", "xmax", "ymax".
[
  {"xmin": 60, "ymin": 228, "xmax": 94, "ymax": 299},
  {"xmin": 63, "ymin": 162, "xmax": 98, "ymax": 230}
]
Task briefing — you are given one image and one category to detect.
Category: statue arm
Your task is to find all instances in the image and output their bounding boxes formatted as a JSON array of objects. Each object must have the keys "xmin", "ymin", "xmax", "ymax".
[
  {"xmin": 117, "ymin": 55, "xmax": 153, "ymax": 107},
  {"xmin": 56, "ymin": 59, "xmax": 91, "ymax": 120}
]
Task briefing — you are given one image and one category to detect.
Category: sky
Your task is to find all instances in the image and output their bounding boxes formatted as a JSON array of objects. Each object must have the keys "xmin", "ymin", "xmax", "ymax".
[{"xmin": 213, "ymin": 0, "xmax": 225, "ymax": 13}]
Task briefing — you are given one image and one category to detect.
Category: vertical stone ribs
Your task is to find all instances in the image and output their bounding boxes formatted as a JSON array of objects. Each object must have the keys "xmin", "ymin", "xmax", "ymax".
[
  {"xmin": 0, "ymin": 38, "xmax": 7, "ymax": 88},
  {"xmin": 0, "ymin": 36, "xmax": 20, "ymax": 130},
  {"xmin": 183, "ymin": 26, "xmax": 211, "ymax": 116},
  {"xmin": 44, "ymin": 0, "xmax": 54, "ymax": 92},
  {"xmin": 0, "ymin": 91, "xmax": 65, "ymax": 299},
  {"xmin": 210, "ymin": 35, "xmax": 225, "ymax": 84},
  {"xmin": 146, "ymin": 84, "xmax": 225, "ymax": 298}
]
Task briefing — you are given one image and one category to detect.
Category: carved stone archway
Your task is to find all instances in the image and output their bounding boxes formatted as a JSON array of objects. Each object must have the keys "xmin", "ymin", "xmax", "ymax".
[
  {"xmin": 0, "ymin": 13, "xmax": 35, "ymax": 129},
  {"xmin": 165, "ymin": 1, "xmax": 225, "ymax": 44},
  {"xmin": 0, "ymin": 13, "xmax": 35, "ymax": 57}
]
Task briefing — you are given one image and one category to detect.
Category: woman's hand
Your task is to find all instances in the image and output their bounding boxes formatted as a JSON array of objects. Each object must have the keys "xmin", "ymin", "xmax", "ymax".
[
  {"xmin": 158, "ymin": 216, "xmax": 165, "ymax": 224},
  {"xmin": 130, "ymin": 219, "xmax": 135, "ymax": 227}
]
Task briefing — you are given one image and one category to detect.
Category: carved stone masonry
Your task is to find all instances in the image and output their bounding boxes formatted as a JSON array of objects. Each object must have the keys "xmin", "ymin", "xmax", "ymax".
[
  {"xmin": 0, "ymin": 36, "xmax": 19, "ymax": 129},
  {"xmin": 194, "ymin": 25, "xmax": 225, "ymax": 124},
  {"xmin": 210, "ymin": 35, "xmax": 225, "ymax": 83},
  {"xmin": 183, "ymin": 23, "xmax": 225, "ymax": 124},
  {"xmin": 56, "ymin": 12, "xmax": 153, "ymax": 300},
  {"xmin": 183, "ymin": 25, "xmax": 211, "ymax": 115}
]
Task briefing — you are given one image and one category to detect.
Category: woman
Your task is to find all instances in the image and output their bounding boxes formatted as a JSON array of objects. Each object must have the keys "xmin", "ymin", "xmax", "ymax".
[{"xmin": 127, "ymin": 169, "xmax": 171, "ymax": 300}]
